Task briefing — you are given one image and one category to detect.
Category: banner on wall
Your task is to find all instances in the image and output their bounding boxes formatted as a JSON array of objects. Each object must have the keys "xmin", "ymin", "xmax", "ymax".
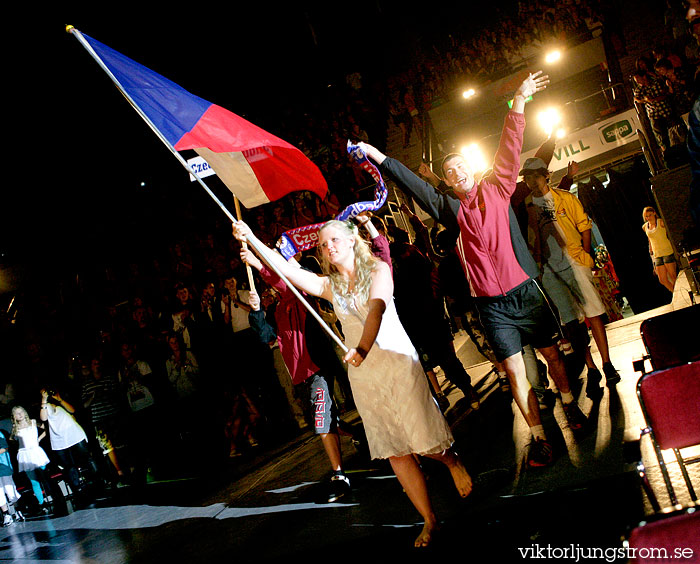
[{"xmin": 521, "ymin": 108, "xmax": 641, "ymax": 174}]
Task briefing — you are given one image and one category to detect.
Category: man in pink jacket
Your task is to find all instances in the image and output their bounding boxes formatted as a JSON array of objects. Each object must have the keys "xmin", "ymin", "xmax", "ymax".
[{"xmin": 359, "ymin": 72, "xmax": 586, "ymax": 468}]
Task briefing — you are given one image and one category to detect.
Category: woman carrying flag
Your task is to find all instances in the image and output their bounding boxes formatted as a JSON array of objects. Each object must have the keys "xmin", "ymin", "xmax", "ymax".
[{"xmin": 233, "ymin": 217, "xmax": 472, "ymax": 549}]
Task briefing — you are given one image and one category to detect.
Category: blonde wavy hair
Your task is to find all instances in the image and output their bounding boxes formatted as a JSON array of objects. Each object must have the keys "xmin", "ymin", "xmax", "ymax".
[
  {"xmin": 11, "ymin": 405, "xmax": 33, "ymax": 437},
  {"xmin": 317, "ymin": 220, "xmax": 379, "ymax": 302}
]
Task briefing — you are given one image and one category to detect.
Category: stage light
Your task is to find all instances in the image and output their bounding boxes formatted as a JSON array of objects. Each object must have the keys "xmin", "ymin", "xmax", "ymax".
[
  {"xmin": 537, "ymin": 108, "xmax": 562, "ymax": 136},
  {"xmin": 545, "ymin": 50, "xmax": 562, "ymax": 64},
  {"xmin": 555, "ymin": 127, "xmax": 566, "ymax": 139},
  {"xmin": 459, "ymin": 143, "xmax": 488, "ymax": 173},
  {"xmin": 462, "ymin": 88, "xmax": 476, "ymax": 99}
]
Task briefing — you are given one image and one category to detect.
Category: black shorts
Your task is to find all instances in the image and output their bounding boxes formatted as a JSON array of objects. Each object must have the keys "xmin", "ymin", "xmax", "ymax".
[
  {"xmin": 474, "ymin": 279, "xmax": 559, "ymax": 362},
  {"xmin": 303, "ymin": 372, "xmax": 339, "ymax": 434}
]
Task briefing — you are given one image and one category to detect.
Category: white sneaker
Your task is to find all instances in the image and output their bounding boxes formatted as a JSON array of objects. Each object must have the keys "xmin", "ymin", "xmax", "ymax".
[{"xmin": 2, "ymin": 514, "xmax": 12, "ymax": 526}]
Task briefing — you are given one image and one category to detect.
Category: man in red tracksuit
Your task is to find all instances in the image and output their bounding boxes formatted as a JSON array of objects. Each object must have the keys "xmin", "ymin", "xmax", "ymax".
[
  {"xmin": 359, "ymin": 72, "xmax": 586, "ymax": 468},
  {"xmin": 242, "ymin": 248, "xmax": 362, "ymax": 502}
]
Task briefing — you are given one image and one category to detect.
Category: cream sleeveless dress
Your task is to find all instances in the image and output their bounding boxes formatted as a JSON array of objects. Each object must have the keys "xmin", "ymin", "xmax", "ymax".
[{"xmin": 332, "ymin": 291, "xmax": 454, "ymax": 459}]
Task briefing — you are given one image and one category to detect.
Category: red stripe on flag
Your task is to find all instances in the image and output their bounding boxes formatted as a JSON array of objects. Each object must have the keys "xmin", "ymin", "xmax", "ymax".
[
  {"xmin": 175, "ymin": 105, "xmax": 327, "ymax": 202},
  {"xmin": 175, "ymin": 105, "xmax": 294, "ymax": 153},
  {"xmin": 247, "ymin": 145, "xmax": 328, "ymax": 201}
]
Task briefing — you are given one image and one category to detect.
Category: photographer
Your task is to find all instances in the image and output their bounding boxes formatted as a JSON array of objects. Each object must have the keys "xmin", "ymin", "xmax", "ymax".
[{"xmin": 39, "ymin": 387, "xmax": 100, "ymax": 504}]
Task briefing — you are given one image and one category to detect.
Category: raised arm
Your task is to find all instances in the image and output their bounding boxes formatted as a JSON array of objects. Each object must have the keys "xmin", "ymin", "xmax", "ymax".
[
  {"xmin": 247, "ymin": 289, "xmax": 278, "ymax": 346},
  {"xmin": 492, "ymin": 71, "xmax": 549, "ymax": 196},
  {"xmin": 233, "ymin": 220, "xmax": 330, "ymax": 301},
  {"xmin": 359, "ymin": 142, "xmax": 461, "ymax": 236},
  {"xmin": 240, "ymin": 246, "xmax": 287, "ymax": 295},
  {"xmin": 356, "ymin": 212, "xmax": 392, "ymax": 271},
  {"xmin": 511, "ymin": 71, "xmax": 549, "ymax": 114},
  {"xmin": 39, "ymin": 389, "xmax": 49, "ymax": 421}
]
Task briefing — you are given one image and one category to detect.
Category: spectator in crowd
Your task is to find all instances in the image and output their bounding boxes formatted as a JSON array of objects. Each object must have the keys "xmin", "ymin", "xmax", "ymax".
[
  {"xmin": 251, "ymin": 294, "xmax": 310, "ymax": 432},
  {"xmin": 222, "ymin": 270, "xmax": 290, "ymax": 429},
  {"xmin": 687, "ymin": 3, "xmax": 700, "ymax": 87},
  {"xmin": 11, "ymin": 405, "xmax": 51, "ymax": 515},
  {"xmin": 685, "ymin": 0, "xmax": 700, "ymax": 226},
  {"xmin": 126, "ymin": 301, "xmax": 163, "ymax": 372},
  {"xmin": 399, "ymin": 201, "xmax": 442, "ymax": 263},
  {"xmin": 0, "ymin": 380, "xmax": 15, "ymax": 423},
  {"xmin": 195, "ymin": 276, "xmax": 230, "ymax": 392},
  {"xmin": 39, "ymin": 388, "xmax": 101, "ymax": 505},
  {"xmin": 642, "ymin": 206, "xmax": 678, "ymax": 293},
  {"xmin": 224, "ymin": 387, "xmax": 262, "ymax": 458},
  {"xmin": 654, "ymin": 57, "xmax": 696, "ymax": 116},
  {"xmin": 388, "ymin": 225, "xmax": 480, "ymax": 411},
  {"xmin": 81, "ymin": 357, "xmax": 128, "ymax": 487},
  {"xmin": 292, "ymin": 196, "xmax": 318, "ymax": 227},
  {"xmin": 168, "ymin": 282, "xmax": 197, "ymax": 351},
  {"xmin": 633, "ymin": 70, "xmax": 687, "ymax": 155},
  {"xmin": 198, "ymin": 232, "xmax": 229, "ymax": 279},
  {"xmin": 117, "ymin": 342, "xmax": 162, "ymax": 485},
  {"xmin": 165, "ymin": 332, "xmax": 200, "ymax": 403},
  {"xmin": 269, "ymin": 203, "xmax": 295, "ymax": 244},
  {"xmin": 169, "ymin": 241, "xmax": 194, "ymax": 282},
  {"xmin": 389, "ymin": 90, "xmax": 413, "ymax": 148},
  {"xmin": 0, "ymin": 430, "xmax": 22, "ymax": 525}
]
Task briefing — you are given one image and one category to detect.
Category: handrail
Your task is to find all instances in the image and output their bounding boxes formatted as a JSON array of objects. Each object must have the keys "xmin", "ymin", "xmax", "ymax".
[{"xmin": 563, "ymin": 83, "xmax": 625, "ymax": 106}]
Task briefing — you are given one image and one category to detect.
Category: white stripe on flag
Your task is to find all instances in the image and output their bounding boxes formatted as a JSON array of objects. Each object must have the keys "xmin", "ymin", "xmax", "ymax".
[{"xmin": 195, "ymin": 148, "xmax": 271, "ymax": 208}]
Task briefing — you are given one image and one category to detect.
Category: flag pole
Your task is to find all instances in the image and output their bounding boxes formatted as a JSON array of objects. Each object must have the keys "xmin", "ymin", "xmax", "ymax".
[
  {"xmin": 233, "ymin": 196, "xmax": 257, "ymax": 293},
  {"xmin": 66, "ymin": 26, "xmax": 236, "ymax": 222},
  {"xmin": 66, "ymin": 25, "xmax": 348, "ymax": 354}
]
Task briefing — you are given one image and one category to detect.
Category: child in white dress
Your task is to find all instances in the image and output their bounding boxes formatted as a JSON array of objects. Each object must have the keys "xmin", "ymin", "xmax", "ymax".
[{"xmin": 11, "ymin": 406, "xmax": 51, "ymax": 513}]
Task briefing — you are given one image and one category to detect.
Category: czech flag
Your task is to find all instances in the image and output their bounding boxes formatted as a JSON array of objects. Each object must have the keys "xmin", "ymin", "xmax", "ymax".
[{"xmin": 77, "ymin": 31, "xmax": 328, "ymax": 208}]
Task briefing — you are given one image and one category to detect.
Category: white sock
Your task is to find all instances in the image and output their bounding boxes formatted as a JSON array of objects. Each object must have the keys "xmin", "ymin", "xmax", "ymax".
[
  {"xmin": 530, "ymin": 425, "xmax": 546, "ymax": 441},
  {"xmin": 561, "ymin": 391, "xmax": 575, "ymax": 404}
]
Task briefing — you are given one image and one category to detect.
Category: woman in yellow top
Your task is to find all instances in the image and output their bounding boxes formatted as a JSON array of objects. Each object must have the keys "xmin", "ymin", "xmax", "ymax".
[{"xmin": 643, "ymin": 206, "xmax": 677, "ymax": 292}]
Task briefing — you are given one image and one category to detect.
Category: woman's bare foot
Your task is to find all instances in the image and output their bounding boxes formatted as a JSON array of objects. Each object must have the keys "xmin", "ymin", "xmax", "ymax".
[
  {"xmin": 414, "ymin": 520, "xmax": 440, "ymax": 548},
  {"xmin": 449, "ymin": 461, "xmax": 473, "ymax": 498},
  {"xmin": 424, "ymin": 449, "xmax": 474, "ymax": 498}
]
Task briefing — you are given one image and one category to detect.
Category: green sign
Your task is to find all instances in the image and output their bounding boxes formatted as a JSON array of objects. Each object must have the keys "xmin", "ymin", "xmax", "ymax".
[{"xmin": 601, "ymin": 120, "xmax": 633, "ymax": 143}]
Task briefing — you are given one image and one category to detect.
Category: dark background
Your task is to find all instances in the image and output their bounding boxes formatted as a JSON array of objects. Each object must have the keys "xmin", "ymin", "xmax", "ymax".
[{"xmin": 3, "ymin": 7, "xmax": 506, "ymax": 281}]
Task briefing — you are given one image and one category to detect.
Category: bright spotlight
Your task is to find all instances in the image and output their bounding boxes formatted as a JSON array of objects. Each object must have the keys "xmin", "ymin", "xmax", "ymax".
[
  {"xmin": 462, "ymin": 88, "xmax": 476, "ymax": 99},
  {"xmin": 555, "ymin": 128, "xmax": 567, "ymax": 139},
  {"xmin": 537, "ymin": 108, "xmax": 562, "ymax": 136},
  {"xmin": 460, "ymin": 143, "xmax": 488, "ymax": 173},
  {"xmin": 545, "ymin": 50, "xmax": 562, "ymax": 64}
]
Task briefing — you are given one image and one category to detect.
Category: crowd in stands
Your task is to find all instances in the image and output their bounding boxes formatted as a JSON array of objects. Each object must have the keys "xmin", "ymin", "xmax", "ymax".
[
  {"xmin": 0, "ymin": 0, "xmax": 698, "ymax": 520},
  {"xmin": 382, "ymin": 0, "xmax": 609, "ymax": 146}
]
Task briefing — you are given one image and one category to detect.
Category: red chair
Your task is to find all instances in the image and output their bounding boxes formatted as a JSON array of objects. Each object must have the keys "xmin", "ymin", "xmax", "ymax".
[
  {"xmin": 636, "ymin": 361, "xmax": 700, "ymax": 508},
  {"xmin": 627, "ymin": 506, "xmax": 700, "ymax": 563},
  {"xmin": 638, "ymin": 305, "xmax": 700, "ymax": 372}
]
